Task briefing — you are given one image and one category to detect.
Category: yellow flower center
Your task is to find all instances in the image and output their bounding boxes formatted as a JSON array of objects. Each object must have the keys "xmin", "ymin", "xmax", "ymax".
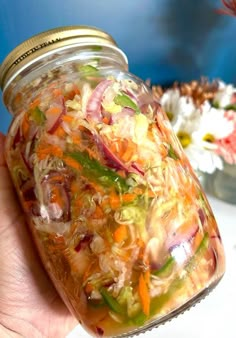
[
  {"xmin": 202, "ymin": 133, "xmax": 215, "ymax": 143},
  {"xmin": 177, "ymin": 131, "xmax": 192, "ymax": 148},
  {"xmin": 166, "ymin": 111, "xmax": 174, "ymax": 121}
]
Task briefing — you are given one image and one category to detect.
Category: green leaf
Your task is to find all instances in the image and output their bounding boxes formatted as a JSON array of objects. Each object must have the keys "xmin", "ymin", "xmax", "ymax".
[
  {"xmin": 31, "ymin": 107, "xmax": 46, "ymax": 125},
  {"xmin": 114, "ymin": 93, "xmax": 141, "ymax": 114},
  {"xmin": 224, "ymin": 103, "xmax": 236, "ymax": 111},
  {"xmin": 212, "ymin": 101, "xmax": 220, "ymax": 109}
]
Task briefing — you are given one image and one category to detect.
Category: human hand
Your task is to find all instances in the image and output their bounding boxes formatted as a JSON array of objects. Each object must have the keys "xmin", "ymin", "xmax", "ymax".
[{"xmin": 0, "ymin": 132, "xmax": 77, "ymax": 338}]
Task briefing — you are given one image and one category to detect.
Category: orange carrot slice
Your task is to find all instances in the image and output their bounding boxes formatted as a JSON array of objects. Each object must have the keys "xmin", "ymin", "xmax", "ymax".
[
  {"xmin": 138, "ymin": 273, "xmax": 150, "ymax": 316},
  {"xmin": 122, "ymin": 193, "xmax": 136, "ymax": 203},
  {"xmin": 36, "ymin": 142, "xmax": 63, "ymax": 161},
  {"xmin": 113, "ymin": 224, "xmax": 128, "ymax": 243},
  {"xmin": 109, "ymin": 191, "xmax": 121, "ymax": 210}
]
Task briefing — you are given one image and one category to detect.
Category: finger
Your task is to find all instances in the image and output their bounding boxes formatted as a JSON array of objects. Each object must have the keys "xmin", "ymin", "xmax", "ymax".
[
  {"xmin": 0, "ymin": 132, "xmax": 16, "ymax": 194},
  {"xmin": 0, "ymin": 132, "xmax": 6, "ymax": 166}
]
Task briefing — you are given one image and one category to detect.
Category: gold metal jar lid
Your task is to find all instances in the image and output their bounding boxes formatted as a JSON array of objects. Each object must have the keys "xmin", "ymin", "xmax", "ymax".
[{"xmin": 0, "ymin": 25, "xmax": 127, "ymax": 90}]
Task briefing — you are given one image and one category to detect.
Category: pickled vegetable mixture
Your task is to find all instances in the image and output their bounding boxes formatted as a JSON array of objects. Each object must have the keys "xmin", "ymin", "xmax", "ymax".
[{"xmin": 6, "ymin": 68, "xmax": 224, "ymax": 337}]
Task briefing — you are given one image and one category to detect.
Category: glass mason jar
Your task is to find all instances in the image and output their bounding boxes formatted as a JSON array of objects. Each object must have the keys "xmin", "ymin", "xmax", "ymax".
[{"xmin": 0, "ymin": 26, "xmax": 225, "ymax": 337}]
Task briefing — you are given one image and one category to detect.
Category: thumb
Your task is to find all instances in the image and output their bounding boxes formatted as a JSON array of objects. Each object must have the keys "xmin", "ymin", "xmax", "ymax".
[
  {"xmin": 0, "ymin": 132, "xmax": 6, "ymax": 166},
  {"xmin": 0, "ymin": 132, "xmax": 15, "ymax": 192},
  {"xmin": 0, "ymin": 131, "xmax": 23, "ymax": 231}
]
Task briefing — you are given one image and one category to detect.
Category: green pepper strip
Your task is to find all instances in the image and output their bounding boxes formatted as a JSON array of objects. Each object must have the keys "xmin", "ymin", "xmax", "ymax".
[
  {"xmin": 66, "ymin": 151, "xmax": 129, "ymax": 192},
  {"xmin": 152, "ymin": 256, "xmax": 175, "ymax": 278},
  {"xmin": 114, "ymin": 93, "xmax": 141, "ymax": 114},
  {"xmin": 31, "ymin": 106, "xmax": 46, "ymax": 125},
  {"xmin": 78, "ymin": 65, "xmax": 99, "ymax": 74},
  {"xmin": 168, "ymin": 144, "xmax": 179, "ymax": 160},
  {"xmin": 100, "ymin": 287, "xmax": 125, "ymax": 314},
  {"xmin": 133, "ymin": 232, "xmax": 209, "ymax": 325}
]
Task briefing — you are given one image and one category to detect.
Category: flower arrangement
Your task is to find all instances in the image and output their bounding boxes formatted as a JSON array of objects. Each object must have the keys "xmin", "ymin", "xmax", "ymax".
[
  {"xmin": 217, "ymin": 0, "xmax": 236, "ymax": 16},
  {"xmin": 152, "ymin": 80, "xmax": 236, "ymax": 174}
]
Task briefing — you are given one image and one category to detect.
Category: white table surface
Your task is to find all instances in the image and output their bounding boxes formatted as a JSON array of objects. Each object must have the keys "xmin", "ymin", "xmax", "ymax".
[{"xmin": 67, "ymin": 195, "xmax": 236, "ymax": 338}]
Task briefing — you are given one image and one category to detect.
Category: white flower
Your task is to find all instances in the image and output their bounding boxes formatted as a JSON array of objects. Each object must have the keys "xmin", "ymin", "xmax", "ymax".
[
  {"xmin": 160, "ymin": 89, "xmax": 180, "ymax": 121},
  {"xmin": 185, "ymin": 145, "xmax": 223, "ymax": 174},
  {"xmin": 192, "ymin": 107, "xmax": 234, "ymax": 145},
  {"xmin": 157, "ymin": 80, "xmax": 236, "ymax": 174},
  {"xmin": 160, "ymin": 89, "xmax": 196, "ymax": 133},
  {"xmin": 171, "ymin": 105, "xmax": 230, "ymax": 174},
  {"xmin": 213, "ymin": 81, "xmax": 236, "ymax": 108}
]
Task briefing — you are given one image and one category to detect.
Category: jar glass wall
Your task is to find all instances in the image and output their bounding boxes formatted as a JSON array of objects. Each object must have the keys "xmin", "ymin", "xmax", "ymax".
[{"xmin": 1, "ymin": 27, "xmax": 225, "ymax": 338}]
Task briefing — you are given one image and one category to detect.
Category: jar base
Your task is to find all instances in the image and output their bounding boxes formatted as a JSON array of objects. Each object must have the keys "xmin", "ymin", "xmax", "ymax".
[{"xmin": 114, "ymin": 277, "xmax": 223, "ymax": 338}]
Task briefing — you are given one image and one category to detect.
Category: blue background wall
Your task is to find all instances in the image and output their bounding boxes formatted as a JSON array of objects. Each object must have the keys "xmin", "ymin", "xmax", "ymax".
[{"xmin": 1, "ymin": 0, "xmax": 236, "ymax": 133}]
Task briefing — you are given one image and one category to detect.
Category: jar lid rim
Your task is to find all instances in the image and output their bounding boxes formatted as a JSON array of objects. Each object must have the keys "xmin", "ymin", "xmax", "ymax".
[{"xmin": 0, "ymin": 25, "xmax": 124, "ymax": 90}]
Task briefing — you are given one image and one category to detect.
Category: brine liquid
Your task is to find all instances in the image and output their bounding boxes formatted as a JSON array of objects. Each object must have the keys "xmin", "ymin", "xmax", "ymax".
[{"xmin": 5, "ymin": 67, "xmax": 225, "ymax": 337}]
